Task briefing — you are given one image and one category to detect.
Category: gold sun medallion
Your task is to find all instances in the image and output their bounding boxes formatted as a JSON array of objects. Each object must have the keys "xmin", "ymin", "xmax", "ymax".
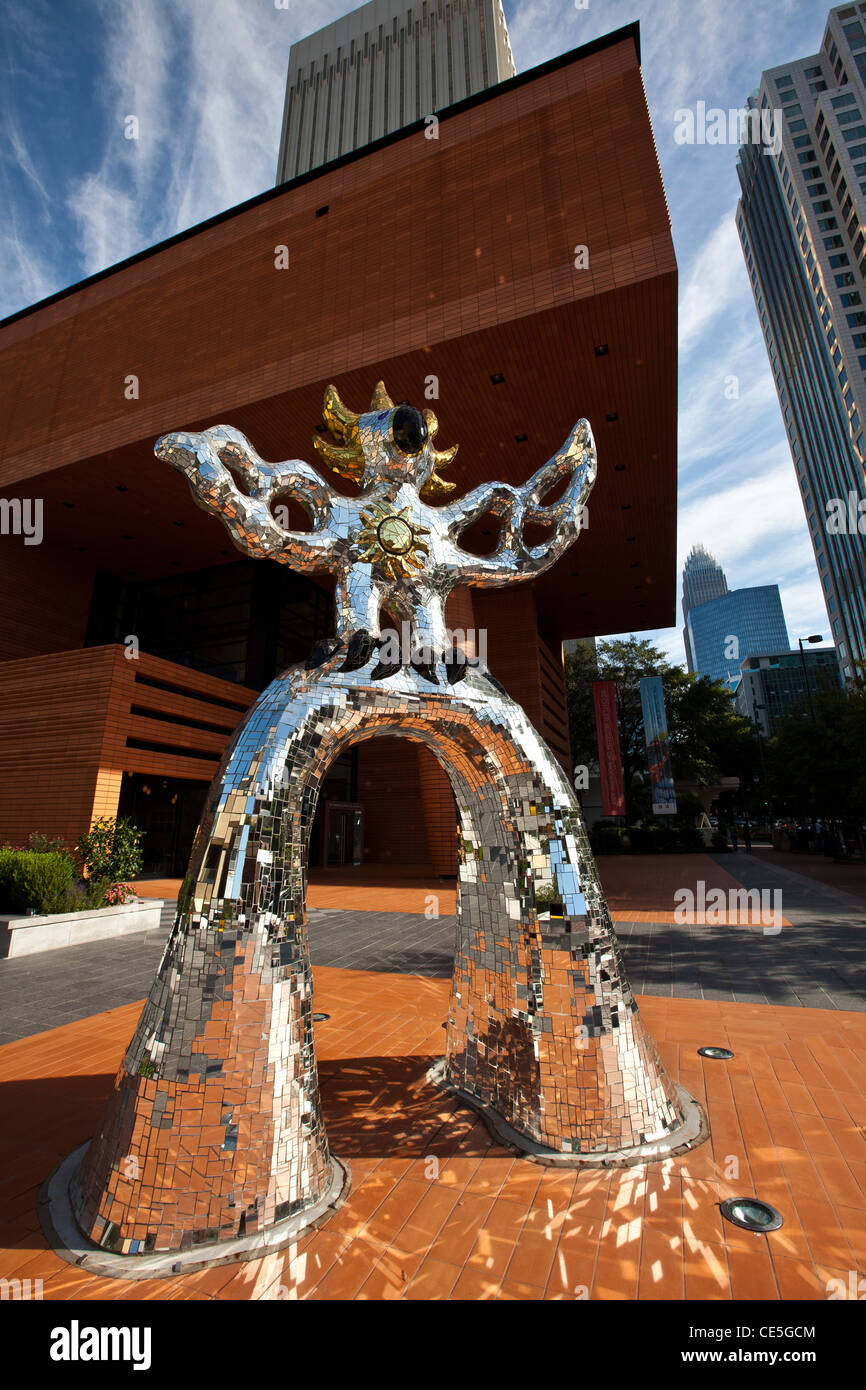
[{"xmin": 357, "ymin": 502, "xmax": 430, "ymax": 580}]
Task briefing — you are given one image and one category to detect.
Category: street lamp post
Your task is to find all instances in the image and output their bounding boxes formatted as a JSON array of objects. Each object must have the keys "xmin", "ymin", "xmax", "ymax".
[
  {"xmin": 752, "ymin": 701, "xmax": 768, "ymax": 828},
  {"xmin": 797, "ymin": 634, "xmax": 823, "ymax": 723}
]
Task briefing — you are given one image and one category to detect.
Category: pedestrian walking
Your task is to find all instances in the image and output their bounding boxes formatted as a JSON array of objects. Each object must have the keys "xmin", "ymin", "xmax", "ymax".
[
  {"xmin": 742, "ymin": 821, "xmax": 752, "ymax": 854},
  {"xmin": 730, "ymin": 823, "xmax": 739, "ymax": 852}
]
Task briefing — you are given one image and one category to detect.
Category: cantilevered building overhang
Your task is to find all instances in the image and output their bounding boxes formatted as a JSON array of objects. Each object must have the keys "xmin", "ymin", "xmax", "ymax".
[{"xmin": 0, "ymin": 21, "xmax": 677, "ymax": 857}]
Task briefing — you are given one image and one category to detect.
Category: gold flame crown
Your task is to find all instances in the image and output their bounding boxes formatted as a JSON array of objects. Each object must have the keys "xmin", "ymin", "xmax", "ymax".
[{"xmin": 313, "ymin": 382, "xmax": 458, "ymax": 499}]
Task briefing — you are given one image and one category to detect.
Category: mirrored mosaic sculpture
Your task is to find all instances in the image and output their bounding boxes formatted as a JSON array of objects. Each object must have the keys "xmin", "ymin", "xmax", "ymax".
[{"xmin": 71, "ymin": 385, "xmax": 689, "ymax": 1259}]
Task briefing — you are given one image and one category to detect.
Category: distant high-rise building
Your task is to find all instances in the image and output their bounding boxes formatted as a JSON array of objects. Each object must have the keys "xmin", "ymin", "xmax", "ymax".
[
  {"xmin": 735, "ymin": 648, "xmax": 843, "ymax": 735},
  {"xmin": 276, "ymin": 0, "xmax": 516, "ymax": 182},
  {"xmin": 686, "ymin": 585, "xmax": 790, "ymax": 688},
  {"xmin": 681, "ymin": 545, "xmax": 729, "ymax": 670},
  {"xmin": 736, "ymin": 4, "xmax": 866, "ymax": 683}
]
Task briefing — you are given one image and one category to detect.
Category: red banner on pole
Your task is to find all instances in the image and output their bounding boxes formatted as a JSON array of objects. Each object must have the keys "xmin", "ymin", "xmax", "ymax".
[{"xmin": 593, "ymin": 680, "xmax": 626, "ymax": 817}]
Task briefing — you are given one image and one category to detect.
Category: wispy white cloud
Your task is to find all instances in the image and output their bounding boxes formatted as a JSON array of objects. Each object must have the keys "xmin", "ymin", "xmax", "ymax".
[
  {"xmin": 0, "ymin": 0, "xmax": 837, "ymax": 674},
  {"xmin": 678, "ymin": 214, "xmax": 748, "ymax": 359},
  {"xmin": 64, "ymin": 0, "xmax": 298, "ymax": 276}
]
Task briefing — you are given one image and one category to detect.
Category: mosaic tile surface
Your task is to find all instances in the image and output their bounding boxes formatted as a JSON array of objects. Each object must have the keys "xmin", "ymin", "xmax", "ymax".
[{"xmin": 73, "ymin": 386, "xmax": 684, "ymax": 1255}]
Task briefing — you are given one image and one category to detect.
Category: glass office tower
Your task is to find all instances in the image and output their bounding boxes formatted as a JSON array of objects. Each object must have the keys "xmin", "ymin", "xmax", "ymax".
[
  {"xmin": 681, "ymin": 544, "xmax": 729, "ymax": 671},
  {"xmin": 736, "ymin": 4, "xmax": 866, "ymax": 682},
  {"xmin": 686, "ymin": 584, "xmax": 791, "ymax": 688}
]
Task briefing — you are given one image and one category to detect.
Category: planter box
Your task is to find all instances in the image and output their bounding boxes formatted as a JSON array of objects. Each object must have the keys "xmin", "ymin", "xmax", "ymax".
[{"xmin": 0, "ymin": 898, "xmax": 166, "ymax": 958}]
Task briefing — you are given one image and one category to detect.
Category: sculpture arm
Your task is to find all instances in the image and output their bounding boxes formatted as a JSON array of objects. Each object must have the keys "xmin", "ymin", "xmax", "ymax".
[
  {"xmin": 443, "ymin": 419, "xmax": 596, "ymax": 585},
  {"xmin": 156, "ymin": 428, "xmax": 337, "ymax": 573}
]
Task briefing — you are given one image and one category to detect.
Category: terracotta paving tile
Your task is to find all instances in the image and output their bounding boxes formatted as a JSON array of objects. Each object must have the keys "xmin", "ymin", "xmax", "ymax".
[
  {"xmin": 423, "ymin": 1191, "xmax": 495, "ymax": 1267},
  {"xmin": 356, "ymin": 1177, "xmax": 429, "ymax": 1245},
  {"xmin": 310, "ymin": 1237, "xmax": 388, "ymax": 1300},
  {"xmin": 639, "ymin": 1226, "xmax": 684, "ymax": 1300},
  {"xmin": 592, "ymin": 1250, "xmax": 641, "ymax": 1300},
  {"xmin": 449, "ymin": 1261, "xmax": 503, "ymax": 1301},
  {"xmin": 683, "ymin": 1239, "xmax": 731, "ymax": 1300},
  {"xmin": 402, "ymin": 1255, "xmax": 461, "ymax": 1300},
  {"xmin": 791, "ymin": 1196, "xmax": 858, "ymax": 1270},
  {"xmin": 498, "ymin": 1278, "xmax": 544, "ymax": 1299},
  {"xmin": 771, "ymin": 1255, "xmax": 828, "ymax": 1300},
  {"xmin": 356, "ymin": 1246, "xmax": 421, "ymax": 1299},
  {"xmin": 813, "ymin": 1154, "xmax": 866, "ymax": 1212},
  {"xmin": 725, "ymin": 1240, "xmax": 781, "ymax": 1300},
  {"xmin": 503, "ymin": 1224, "xmax": 560, "ymax": 1290},
  {"xmin": 833, "ymin": 1205, "xmax": 866, "ymax": 1268},
  {"xmin": 2, "ymin": 970, "xmax": 866, "ymax": 1300},
  {"xmin": 765, "ymin": 1106, "xmax": 807, "ymax": 1150}
]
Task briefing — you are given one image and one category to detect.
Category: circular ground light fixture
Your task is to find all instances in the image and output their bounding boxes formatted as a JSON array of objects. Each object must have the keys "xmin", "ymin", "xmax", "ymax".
[
  {"xmin": 698, "ymin": 1046, "xmax": 734, "ymax": 1060},
  {"xmin": 720, "ymin": 1197, "xmax": 783, "ymax": 1233},
  {"xmin": 312, "ymin": 1012, "xmax": 330, "ymax": 1022}
]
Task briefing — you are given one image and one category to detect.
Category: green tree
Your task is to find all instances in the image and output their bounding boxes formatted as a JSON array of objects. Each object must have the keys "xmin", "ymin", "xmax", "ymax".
[
  {"xmin": 765, "ymin": 688, "xmax": 866, "ymax": 841},
  {"xmin": 565, "ymin": 635, "xmax": 757, "ymax": 822}
]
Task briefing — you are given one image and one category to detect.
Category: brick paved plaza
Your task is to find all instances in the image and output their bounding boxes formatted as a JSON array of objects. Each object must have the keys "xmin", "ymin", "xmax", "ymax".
[{"xmin": 1, "ymin": 850, "xmax": 864, "ymax": 1302}]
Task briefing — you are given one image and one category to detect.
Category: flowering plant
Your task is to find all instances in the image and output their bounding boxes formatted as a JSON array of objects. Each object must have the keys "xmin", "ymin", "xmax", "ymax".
[{"xmin": 103, "ymin": 882, "xmax": 137, "ymax": 906}]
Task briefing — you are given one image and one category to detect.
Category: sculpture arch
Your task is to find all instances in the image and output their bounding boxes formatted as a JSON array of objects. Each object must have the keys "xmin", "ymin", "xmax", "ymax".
[
  {"xmin": 71, "ymin": 660, "xmax": 690, "ymax": 1259},
  {"xmin": 52, "ymin": 385, "xmax": 706, "ymax": 1272}
]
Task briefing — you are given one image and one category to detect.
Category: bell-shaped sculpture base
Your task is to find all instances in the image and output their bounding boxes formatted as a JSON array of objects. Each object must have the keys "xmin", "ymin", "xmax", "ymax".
[{"xmin": 71, "ymin": 656, "xmax": 690, "ymax": 1260}]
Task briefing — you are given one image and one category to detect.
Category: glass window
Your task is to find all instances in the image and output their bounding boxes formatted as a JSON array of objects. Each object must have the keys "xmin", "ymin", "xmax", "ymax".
[
  {"xmin": 848, "ymin": 142, "xmax": 866, "ymax": 157},
  {"xmin": 788, "ymin": 118, "xmax": 807, "ymax": 132},
  {"xmin": 837, "ymin": 107, "xmax": 864, "ymax": 122},
  {"xmin": 844, "ymin": 125, "xmax": 866, "ymax": 140},
  {"xmin": 837, "ymin": 270, "xmax": 857, "ymax": 285}
]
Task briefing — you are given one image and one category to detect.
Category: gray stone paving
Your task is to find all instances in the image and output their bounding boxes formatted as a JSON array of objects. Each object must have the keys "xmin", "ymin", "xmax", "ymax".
[{"xmin": 0, "ymin": 855, "xmax": 863, "ymax": 1043}]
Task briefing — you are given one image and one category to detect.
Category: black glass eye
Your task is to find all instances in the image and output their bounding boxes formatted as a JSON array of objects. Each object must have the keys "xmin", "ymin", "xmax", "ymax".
[{"xmin": 391, "ymin": 404, "xmax": 428, "ymax": 455}]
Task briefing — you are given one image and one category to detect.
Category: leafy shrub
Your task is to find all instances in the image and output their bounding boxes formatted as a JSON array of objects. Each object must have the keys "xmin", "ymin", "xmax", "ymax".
[
  {"xmin": 27, "ymin": 831, "xmax": 71, "ymax": 855},
  {"xmin": 711, "ymin": 830, "xmax": 730, "ymax": 852},
  {"xmin": 76, "ymin": 818, "xmax": 143, "ymax": 882},
  {"xmin": 3, "ymin": 851, "xmax": 76, "ymax": 915},
  {"xmin": 0, "ymin": 849, "xmax": 135, "ymax": 915}
]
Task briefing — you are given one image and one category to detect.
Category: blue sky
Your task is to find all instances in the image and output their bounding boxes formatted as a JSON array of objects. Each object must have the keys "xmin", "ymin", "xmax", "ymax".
[{"xmin": 0, "ymin": 0, "xmax": 834, "ymax": 664}]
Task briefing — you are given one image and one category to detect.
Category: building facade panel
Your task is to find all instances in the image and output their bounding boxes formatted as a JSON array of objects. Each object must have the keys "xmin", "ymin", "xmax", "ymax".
[
  {"xmin": 277, "ymin": 0, "xmax": 515, "ymax": 181},
  {"xmin": 686, "ymin": 585, "xmax": 790, "ymax": 687},
  {"xmin": 737, "ymin": 3, "xmax": 866, "ymax": 680},
  {"xmin": 0, "ymin": 25, "xmax": 674, "ymax": 871}
]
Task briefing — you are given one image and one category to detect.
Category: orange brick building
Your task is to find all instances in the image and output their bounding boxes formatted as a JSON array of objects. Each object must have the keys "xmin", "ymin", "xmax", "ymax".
[{"xmin": 0, "ymin": 23, "xmax": 677, "ymax": 877}]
